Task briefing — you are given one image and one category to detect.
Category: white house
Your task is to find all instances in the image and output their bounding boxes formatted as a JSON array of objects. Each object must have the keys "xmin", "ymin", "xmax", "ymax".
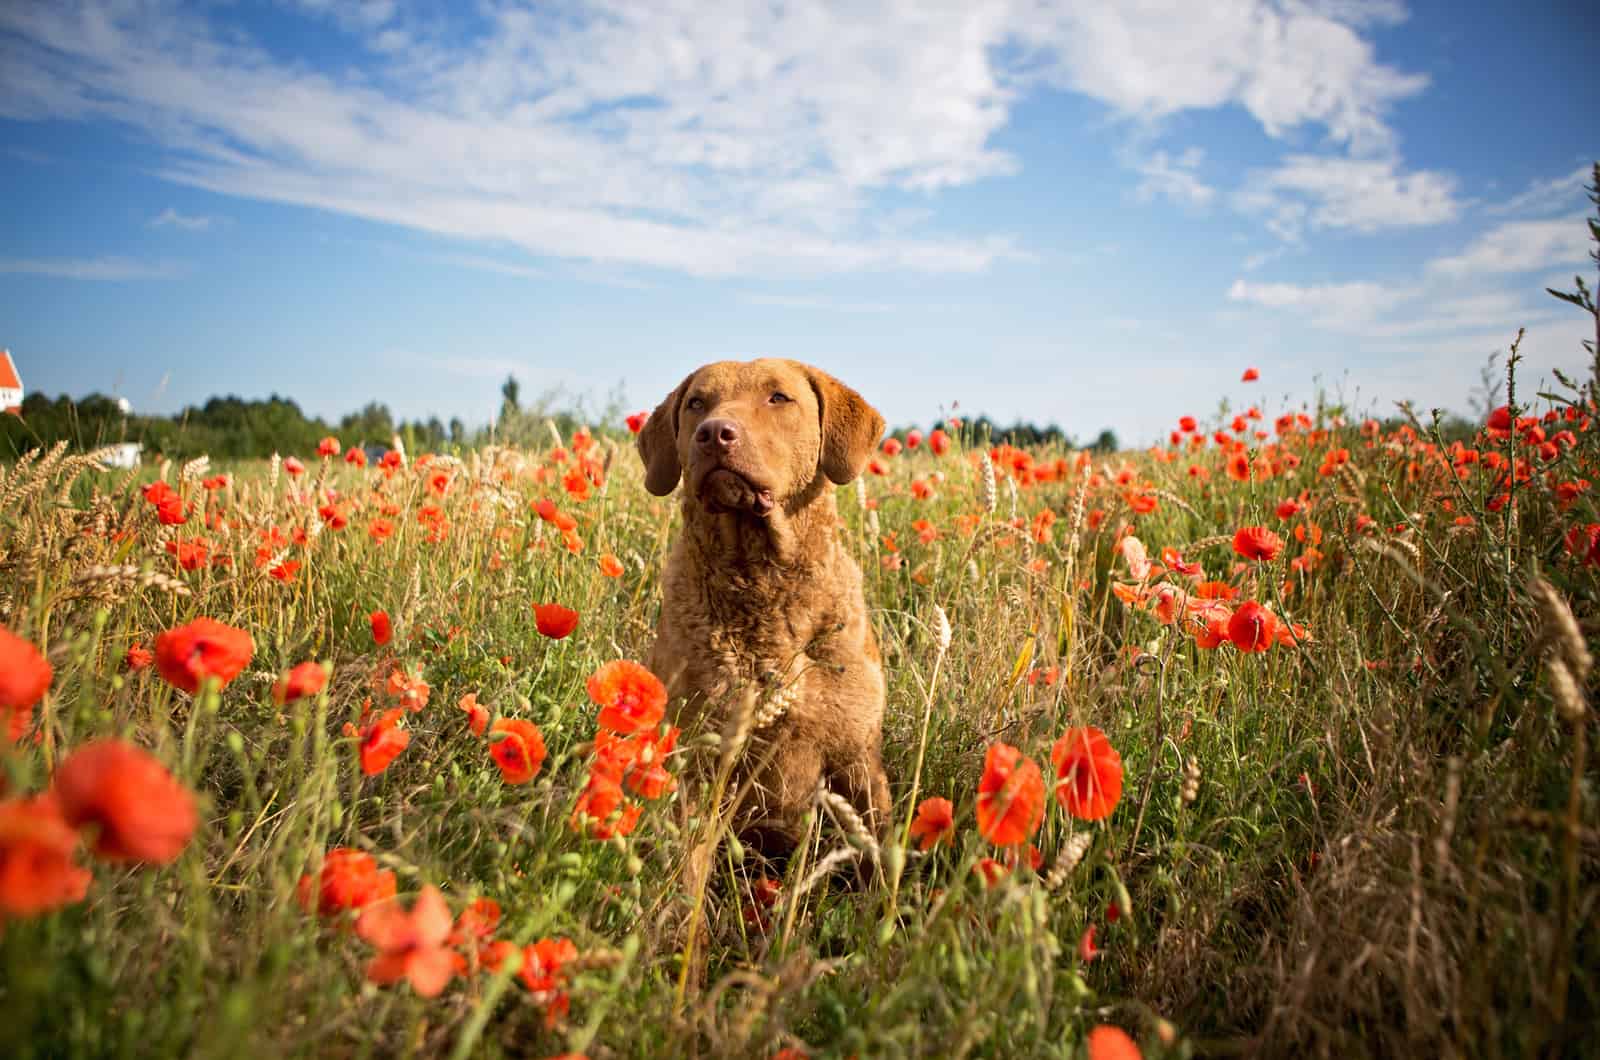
[{"xmin": 0, "ymin": 349, "xmax": 21, "ymax": 414}]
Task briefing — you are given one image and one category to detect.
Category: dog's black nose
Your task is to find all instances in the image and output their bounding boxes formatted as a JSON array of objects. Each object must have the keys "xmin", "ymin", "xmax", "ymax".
[{"xmin": 694, "ymin": 418, "xmax": 740, "ymax": 451}]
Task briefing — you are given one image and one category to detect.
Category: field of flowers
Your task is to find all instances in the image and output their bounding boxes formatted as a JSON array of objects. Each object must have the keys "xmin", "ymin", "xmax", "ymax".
[{"xmin": 1, "ymin": 347, "xmax": 1597, "ymax": 1058}]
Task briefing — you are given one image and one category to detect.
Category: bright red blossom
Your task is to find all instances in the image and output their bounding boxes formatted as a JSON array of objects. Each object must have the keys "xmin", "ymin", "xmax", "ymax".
[
  {"xmin": 52, "ymin": 740, "xmax": 198, "ymax": 865},
  {"xmin": 1050, "ymin": 727, "xmax": 1124, "ymax": 821},
  {"xmin": 1232, "ymin": 525, "xmax": 1284, "ymax": 562},
  {"xmin": 369, "ymin": 609, "xmax": 393, "ymax": 646},
  {"xmin": 534, "ymin": 603, "xmax": 580, "ymax": 639},
  {"xmin": 297, "ymin": 847, "xmax": 397, "ymax": 918},
  {"xmin": 908, "ymin": 796, "xmax": 955, "ymax": 851},
  {"xmin": 356, "ymin": 885, "xmax": 456, "ymax": 998},
  {"xmin": 489, "ymin": 718, "xmax": 547, "ymax": 784},
  {"xmin": 0, "ymin": 794, "xmax": 91, "ymax": 920},
  {"xmin": 975, "ymin": 743, "xmax": 1046, "ymax": 847},
  {"xmin": 273, "ymin": 661, "xmax": 328, "ymax": 704},
  {"xmin": 0, "ymin": 626, "xmax": 52, "ymax": 743},
  {"xmin": 588, "ymin": 661, "xmax": 667, "ymax": 734},
  {"xmin": 153, "ymin": 617, "xmax": 254, "ymax": 694}
]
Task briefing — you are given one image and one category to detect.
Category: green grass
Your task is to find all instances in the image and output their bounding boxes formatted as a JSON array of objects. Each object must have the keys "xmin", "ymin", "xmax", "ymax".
[{"xmin": 1, "ymin": 371, "xmax": 1597, "ymax": 1058}]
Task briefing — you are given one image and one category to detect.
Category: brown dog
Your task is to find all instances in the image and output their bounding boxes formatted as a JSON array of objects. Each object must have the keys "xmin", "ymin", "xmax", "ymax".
[{"xmin": 636, "ymin": 358, "xmax": 891, "ymax": 854}]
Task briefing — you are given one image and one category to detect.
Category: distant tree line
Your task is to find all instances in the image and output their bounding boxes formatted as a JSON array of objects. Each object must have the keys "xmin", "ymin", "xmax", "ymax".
[
  {"xmin": 890, "ymin": 416, "xmax": 1118, "ymax": 453},
  {"xmin": 0, "ymin": 392, "xmax": 474, "ymax": 463},
  {"xmin": 0, "ymin": 373, "xmax": 630, "ymax": 463}
]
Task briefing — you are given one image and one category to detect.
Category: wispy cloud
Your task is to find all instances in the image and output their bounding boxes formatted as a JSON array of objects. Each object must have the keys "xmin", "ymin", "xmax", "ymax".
[
  {"xmin": 1485, "ymin": 164, "xmax": 1593, "ymax": 217},
  {"xmin": 0, "ymin": 256, "xmax": 183, "ymax": 280},
  {"xmin": 1131, "ymin": 148, "xmax": 1215, "ymax": 209},
  {"xmin": 149, "ymin": 207, "xmax": 222, "ymax": 232},
  {"xmin": 0, "ymin": 1, "xmax": 1437, "ymax": 279},
  {"xmin": 1234, "ymin": 155, "xmax": 1461, "ymax": 241},
  {"xmin": 1426, "ymin": 217, "xmax": 1592, "ymax": 276}
]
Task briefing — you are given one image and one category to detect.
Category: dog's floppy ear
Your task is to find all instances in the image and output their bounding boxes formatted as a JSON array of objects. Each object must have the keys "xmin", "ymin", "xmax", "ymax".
[
  {"xmin": 806, "ymin": 365, "xmax": 885, "ymax": 485},
  {"xmin": 637, "ymin": 371, "xmax": 694, "ymax": 496}
]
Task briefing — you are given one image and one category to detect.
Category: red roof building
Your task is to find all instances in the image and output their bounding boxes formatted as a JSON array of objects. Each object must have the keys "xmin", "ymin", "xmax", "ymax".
[{"xmin": 0, "ymin": 350, "xmax": 21, "ymax": 415}]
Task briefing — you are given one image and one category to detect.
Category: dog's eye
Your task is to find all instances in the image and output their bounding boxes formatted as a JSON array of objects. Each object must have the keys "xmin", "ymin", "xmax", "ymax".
[
  {"xmin": 769, "ymin": 391, "xmax": 791, "ymax": 405},
  {"xmin": 686, "ymin": 396, "xmax": 706, "ymax": 412}
]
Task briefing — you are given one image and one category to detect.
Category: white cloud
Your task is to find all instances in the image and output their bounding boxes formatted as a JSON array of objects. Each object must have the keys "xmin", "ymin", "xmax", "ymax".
[
  {"xmin": 0, "ymin": 256, "xmax": 182, "ymax": 280},
  {"xmin": 1235, "ymin": 155, "xmax": 1460, "ymax": 240},
  {"xmin": 150, "ymin": 207, "xmax": 221, "ymax": 231},
  {"xmin": 1227, "ymin": 277, "xmax": 1412, "ymax": 329},
  {"xmin": 0, "ymin": 1, "xmax": 1434, "ymax": 278},
  {"xmin": 1426, "ymin": 217, "xmax": 1593, "ymax": 276},
  {"xmin": 1132, "ymin": 148, "xmax": 1214, "ymax": 208},
  {"xmin": 1485, "ymin": 164, "xmax": 1594, "ymax": 217}
]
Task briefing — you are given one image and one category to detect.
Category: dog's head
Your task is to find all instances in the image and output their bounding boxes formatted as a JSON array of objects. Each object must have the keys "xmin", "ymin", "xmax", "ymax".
[{"xmin": 636, "ymin": 358, "xmax": 884, "ymax": 516}]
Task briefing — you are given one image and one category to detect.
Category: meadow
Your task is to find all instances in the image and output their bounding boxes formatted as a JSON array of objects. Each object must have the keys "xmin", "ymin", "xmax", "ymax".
[{"xmin": 1, "ymin": 342, "xmax": 1596, "ymax": 1058}]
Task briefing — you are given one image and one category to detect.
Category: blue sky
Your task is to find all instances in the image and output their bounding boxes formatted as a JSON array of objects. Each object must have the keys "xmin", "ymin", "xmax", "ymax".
[{"xmin": 1, "ymin": 1, "xmax": 1595, "ymax": 444}]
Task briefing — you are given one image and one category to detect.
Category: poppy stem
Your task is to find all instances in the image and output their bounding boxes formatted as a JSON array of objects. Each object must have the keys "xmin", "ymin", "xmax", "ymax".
[{"xmin": 1125, "ymin": 634, "xmax": 1176, "ymax": 859}]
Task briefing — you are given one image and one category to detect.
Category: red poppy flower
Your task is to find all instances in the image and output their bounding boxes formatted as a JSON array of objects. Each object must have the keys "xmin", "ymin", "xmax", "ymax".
[
  {"xmin": 344, "ymin": 446, "xmax": 368, "ymax": 467},
  {"xmin": 587, "ymin": 661, "xmax": 667, "ymax": 734},
  {"xmin": 0, "ymin": 794, "xmax": 91, "ymax": 919},
  {"xmin": 1231, "ymin": 525, "xmax": 1284, "ymax": 562},
  {"xmin": 594, "ymin": 726, "xmax": 679, "ymax": 799},
  {"xmin": 520, "ymin": 936, "xmax": 578, "ymax": 1025},
  {"xmin": 975, "ymin": 743, "xmax": 1045, "ymax": 847},
  {"xmin": 357, "ymin": 709, "xmax": 410, "ymax": 775},
  {"xmin": 1241, "ymin": 367, "xmax": 1259, "ymax": 382},
  {"xmin": 317, "ymin": 436, "xmax": 340, "ymax": 458},
  {"xmin": 273, "ymin": 661, "xmax": 328, "ymax": 705},
  {"xmin": 283, "ymin": 456, "xmax": 306, "ymax": 477},
  {"xmin": 1086, "ymin": 1025, "xmax": 1142, "ymax": 1060},
  {"xmin": 625, "ymin": 411, "xmax": 649, "ymax": 434},
  {"xmin": 52, "ymin": 740, "xmax": 198, "ymax": 865},
  {"xmin": 450, "ymin": 897, "xmax": 502, "ymax": 948},
  {"xmin": 384, "ymin": 667, "xmax": 431, "ymax": 711},
  {"xmin": 368, "ymin": 518, "xmax": 395, "ymax": 543},
  {"xmin": 1051, "ymin": 726, "xmax": 1124, "ymax": 821},
  {"xmin": 0, "ymin": 626, "xmax": 52, "ymax": 743},
  {"xmin": 882, "ymin": 437, "xmax": 903, "ymax": 457},
  {"xmin": 356, "ymin": 885, "xmax": 456, "ymax": 998},
  {"xmin": 369, "ymin": 609, "xmax": 393, "ymax": 646},
  {"xmin": 570, "ymin": 769, "xmax": 642, "ymax": 839},
  {"xmin": 165, "ymin": 538, "xmax": 211, "ymax": 571},
  {"xmin": 973, "ymin": 857, "xmax": 1010, "ymax": 887},
  {"xmin": 297, "ymin": 847, "xmax": 397, "ymax": 917},
  {"xmin": 908, "ymin": 796, "xmax": 955, "ymax": 851},
  {"xmin": 905, "ymin": 428, "xmax": 923, "ymax": 449},
  {"xmin": 598, "ymin": 553, "xmax": 625, "ymax": 578},
  {"xmin": 1078, "ymin": 922, "xmax": 1101, "ymax": 961},
  {"xmin": 458, "ymin": 692, "xmax": 490, "ymax": 736},
  {"xmin": 125, "ymin": 644, "xmax": 153, "ymax": 671},
  {"xmin": 1178, "ymin": 415, "xmax": 1197, "ymax": 433},
  {"xmin": 152, "ymin": 617, "xmax": 254, "ymax": 695},
  {"xmin": 489, "ymin": 718, "xmax": 547, "ymax": 784},
  {"xmin": 929, "ymin": 428, "xmax": 951, "ymax": 456},
  {"xmin": 1227, "ymin": 601, "xmax": 1276, "ymax": 653},
  {"xmin": 534, "ymin": 603, "xmax": 580, "ymax": 639}
]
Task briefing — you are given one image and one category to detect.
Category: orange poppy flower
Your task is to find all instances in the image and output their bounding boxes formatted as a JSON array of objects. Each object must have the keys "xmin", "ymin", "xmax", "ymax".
[
  {"xmin": 928, "ymin": 428, "xmax": 951, "ymax": 456},
  {"xmin": 489, "ymin": 718, "xmax": 547, "ymax": 784},
  {"xmin": 1241, "ymin": 367, "xmax": 1259, "ymax": 382},
  {"xmin": 125, "ymin": 644, "xmax": 153, "ymax": 671},
  {"xmin": 458, "ymin": 692, "xmax": 490, "ymax": 736},
  {"xmin": 317, "ymin": 436, "xmax": 340, "ymax": 457},
  {"xmin": 972, "ymin": 857, "xmax": 1010, "ymax": 887},
  {"xmin": 534, "ymin": 603, "xmax": 580, "ymax": 639},
  {"xmin": 598, "ymin": 553, "xmax": 625, "ymax": 578},
  {"xmin": 153, "ymin": 617, "xmax": 253, "ymax": 695},
  {"xmin": 273, "ymin": 661, "xmax": 327, "ymax": 705},
  {"xmin": 356, "ymin": 885, "xmax": 456, "ymax": 998},
  {"xmin": 384, "ymin": 667, "xmax": 431, "ymax": 711},
  {"xmin": 52, "ymin": 740, "xmax": 198, "ymax": 865},
  {"xmin": 1227, "ymin": 601, "xmax": 1276, "ymax": 653},
  {"xmin": 0, "ymin": 626, "xmax": 52, "ymax": 743},
  {"xmin": 588, "ymin": 661, "xmax": 667, "ymax": 735},
  {"xmin": 1231, "ymin": 526, "xmax": 1284, "ymax": 562},
  {"xmin": 1050, "ymin": 726, "xmax": 1123, "ymax": 821},
  {"xmin": 1086, "ymin": 1025, "xmax": 1143, "ymax": 1060},
  {"xmin": 1078, "ymin": 922, "xmax": 1101, "ymax": 961},
  {"xmin": 369, "ymin": 609, "xmax": 393, "ymax": 646},
  {"xmin": 357, "ymin": 709, "xmax": 410, "ymax": 775},
  {"xmin": 974, "ymin": 743, "xmax": 1045, "ymax": 847},
  {"xmin": 345, "ymin": 446, "xmax": 368, "ymax": 467},
  {"xmin": 297, "ymin": 847, "xmax": 397, "ymax": 917},
  {"xmin": 595, "ymin": 726, "xmax": 679, "ymax": 799},
  {"xmin": 908, "ymin": 796, "xmax": 955, "ymax": 851},
  {"xmin": 520, "ymin": 936, "xmax": 578, "ymax": 1025},
  {"xmin": 0, "ymin": 794, "xmax": 91, "ymax": 919}
]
